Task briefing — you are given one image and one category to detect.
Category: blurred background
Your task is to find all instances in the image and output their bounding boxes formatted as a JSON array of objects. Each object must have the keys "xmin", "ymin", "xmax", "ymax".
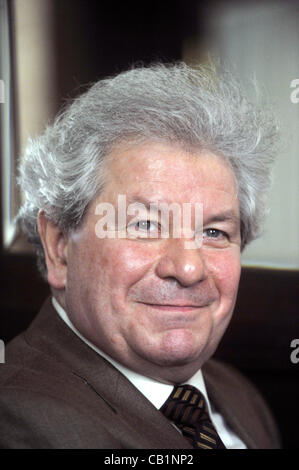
[{"xmin": 0, "ymin": 0, "xmax": 298, "ymax": 448}]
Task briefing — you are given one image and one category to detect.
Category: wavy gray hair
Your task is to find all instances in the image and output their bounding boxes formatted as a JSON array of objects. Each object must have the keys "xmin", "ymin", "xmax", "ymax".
[{"xmin": 17, "ymin": 61, "xmax": 279, "ymax": 279}]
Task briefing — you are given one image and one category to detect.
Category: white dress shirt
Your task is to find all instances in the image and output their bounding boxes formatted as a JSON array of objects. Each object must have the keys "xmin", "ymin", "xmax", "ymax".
[{"xmin": 52, "ymin": 297, "xmax": 246, "ymax": 449}]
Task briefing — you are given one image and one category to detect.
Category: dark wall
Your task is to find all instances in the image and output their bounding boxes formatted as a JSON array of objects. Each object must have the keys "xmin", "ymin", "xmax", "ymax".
[{"xmin": 52, "ymin": 0, "xmax": 187, "ymax": 105}]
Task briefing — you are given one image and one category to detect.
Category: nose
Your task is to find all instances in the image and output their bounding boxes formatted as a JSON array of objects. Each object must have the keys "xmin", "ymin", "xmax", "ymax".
[{"xmin": 155, "ymin": 238, "xmax": 208, "ymax": 287}]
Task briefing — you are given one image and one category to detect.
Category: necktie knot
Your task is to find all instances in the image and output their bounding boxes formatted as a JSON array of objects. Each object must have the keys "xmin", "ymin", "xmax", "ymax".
[{"xmin": 160, "ymin": 384, "xmax": 225, "ymax": 449}]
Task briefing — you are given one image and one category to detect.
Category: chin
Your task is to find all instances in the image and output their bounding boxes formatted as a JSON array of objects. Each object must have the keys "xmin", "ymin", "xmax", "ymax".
[{"xmin": 152, "ymin": 328, "xmax": 206, "ymax": 366}]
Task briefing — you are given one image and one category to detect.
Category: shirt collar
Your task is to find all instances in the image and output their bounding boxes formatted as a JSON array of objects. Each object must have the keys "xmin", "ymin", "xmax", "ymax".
[{"xmin": 52, "ymin": 296, "xmax": 212, "ymax": 412}]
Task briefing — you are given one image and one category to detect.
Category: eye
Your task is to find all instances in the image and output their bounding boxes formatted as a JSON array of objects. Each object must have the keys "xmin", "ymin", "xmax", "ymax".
[
  {"xmin": 136, "ymin": 220, "xmax": 158, "ymax": 232},
  {"xmin": 127, "ymin": 219, "xmax": 160, "ymax": 238},
  {"xmin": 203, "ymin": 228, "xmax": 228, "ymax": 240}
]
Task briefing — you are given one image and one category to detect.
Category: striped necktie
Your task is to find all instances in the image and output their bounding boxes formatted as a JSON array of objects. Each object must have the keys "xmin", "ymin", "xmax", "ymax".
[{"xmin": 160, "ymin": 384, "xmax": 226, "ymax": 449}]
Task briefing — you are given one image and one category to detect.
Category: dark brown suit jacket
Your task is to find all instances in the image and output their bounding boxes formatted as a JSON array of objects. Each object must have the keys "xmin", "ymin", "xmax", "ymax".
[{"xmin": 0, "ymin": 298, "xmax": 280, "ymax": 449}]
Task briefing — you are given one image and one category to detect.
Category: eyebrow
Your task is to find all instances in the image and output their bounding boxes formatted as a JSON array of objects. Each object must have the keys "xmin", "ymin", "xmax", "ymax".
[
  {"xmin": 125, "ymin": 195, "xmax": 172, "ymax": 210},
  {"xmin": 204, "ymin": 211, "xmax": 240, "ymax": 228},
  {"xmin": 125, "ymin": 196, "xmax": 240, "ymax": 225}
]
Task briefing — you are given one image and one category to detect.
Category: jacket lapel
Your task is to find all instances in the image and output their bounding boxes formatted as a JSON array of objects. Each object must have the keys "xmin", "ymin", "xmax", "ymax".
[{"xmin": 202, "ymin": 360, "xmax": 273, "ymax": 449}]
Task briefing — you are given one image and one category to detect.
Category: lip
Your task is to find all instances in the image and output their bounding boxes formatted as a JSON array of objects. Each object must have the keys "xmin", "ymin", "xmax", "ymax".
[{"xmin": 138, "ymin": 302, "xmax": 205, "ymax": 312}]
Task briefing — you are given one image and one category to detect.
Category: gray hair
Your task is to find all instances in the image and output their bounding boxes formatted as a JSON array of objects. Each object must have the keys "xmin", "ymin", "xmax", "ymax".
[{"xmin": 17, "ymin": 61, "xmax": 279, "ymax": 279}]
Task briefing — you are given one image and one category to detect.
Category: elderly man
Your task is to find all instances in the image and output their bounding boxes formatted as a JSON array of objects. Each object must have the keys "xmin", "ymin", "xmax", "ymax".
[{"xmin": 0, "ymin": 62, "xmax": 280, "ymax": 449}]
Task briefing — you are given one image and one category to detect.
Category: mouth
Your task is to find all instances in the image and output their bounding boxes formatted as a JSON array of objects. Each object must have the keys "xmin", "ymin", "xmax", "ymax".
[{"xmin": 137, "ymin": 302, "xmax": 206, "ymax": 312}]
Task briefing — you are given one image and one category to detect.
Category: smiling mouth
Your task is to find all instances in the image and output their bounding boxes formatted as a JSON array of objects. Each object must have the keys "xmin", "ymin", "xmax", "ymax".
[{"xmin": 138, "ymin": 302, "xmax": 206, "ymax": 312}]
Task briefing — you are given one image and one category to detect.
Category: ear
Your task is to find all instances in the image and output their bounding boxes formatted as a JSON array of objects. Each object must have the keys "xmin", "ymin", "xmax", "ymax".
[{"xmin": 37, "ymin": 211, "xmax": 68, "ymax": 289}]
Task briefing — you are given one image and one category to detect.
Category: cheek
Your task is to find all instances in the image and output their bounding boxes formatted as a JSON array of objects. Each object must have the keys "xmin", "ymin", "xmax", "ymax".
[
  {"xmin": 205, "ymin": 249, "xmax": 241, "ymax": 302},
  {"xmin": 97, "ymin": 240, "xmax": 157, "ymax": 294}
]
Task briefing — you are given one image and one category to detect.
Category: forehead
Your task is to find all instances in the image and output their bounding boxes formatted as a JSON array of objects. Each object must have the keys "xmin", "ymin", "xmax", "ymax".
[{"xmin": 104, "ymin": 140, "xmax": 238, "ymax": 204}]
